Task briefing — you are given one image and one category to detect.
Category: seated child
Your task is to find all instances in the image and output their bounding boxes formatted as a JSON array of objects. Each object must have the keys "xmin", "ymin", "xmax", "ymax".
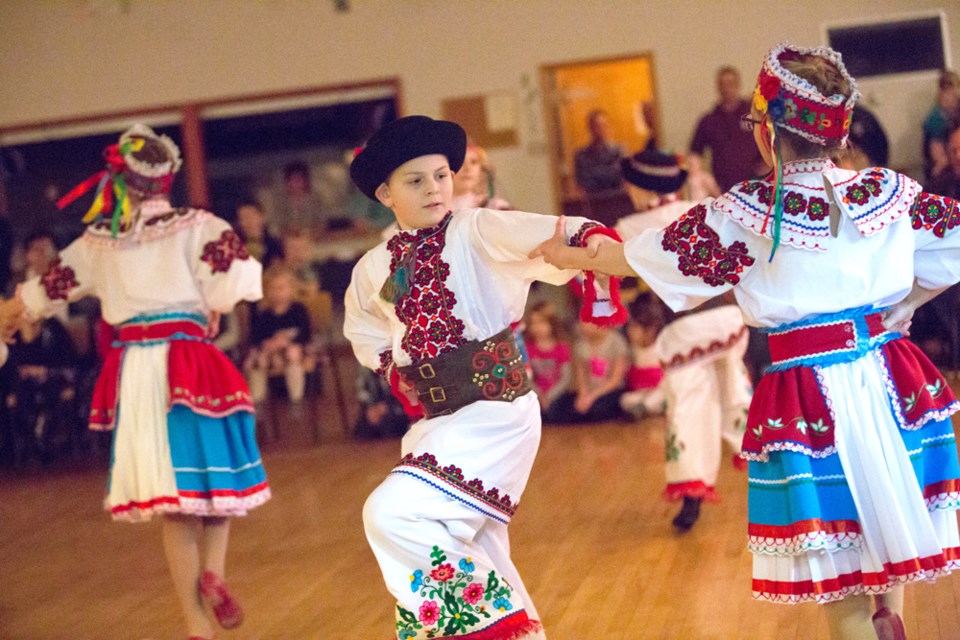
[
  {"xmin": 523, "ymin": 301, "xmax": 572, "ymax": 414},
  {"xmin": 620, "ymin": 292, "xmax": 667, "ymax": 419},
  {"xmin": 8, "ymin": 314, "xmax": 78, "ymax": 465},
  {"xmin": 280, "ymin": 228, "xmax": 321, "ymax": 299},
  {"xmin": 353, "ymin": 366, "xmax": 410, "ymax": 440},
  {"xmin": 235, "ymin": 200, "xmax": 283, "ymax": 267},
  {"xmin": 545, "ymin": 318, "xmax": 629, "ymax": 424},
  {"xmin": 244, "ymin": 264, "xmax": 311, "ymax": 404}
]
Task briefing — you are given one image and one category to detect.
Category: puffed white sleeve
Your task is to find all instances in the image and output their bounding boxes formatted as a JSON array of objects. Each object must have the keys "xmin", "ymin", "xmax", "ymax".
[
  {"xmin": 624, "ymin": 200, "xmax": 765, "ymax": 312},
  {"xmin": 472, "ymin": 208, "xmax": 628, "ymax": 324},
  {"xmin": 194, "ymin": 216, "xmax": 263, "ymax": 312},
  {"xmin": 20, "ymin": 236, "xmax": 97, "ymax": 319},
  {"xmin": 910, "ymin": 193, "xmax": 960, "ymax": 290},
  {"xmin": 470, "ymin": 208, "xmax": 600, "ymax": 285},
  {"xmin": 343, "ymin": 252, "xmax": 395, "ymax": 374}
]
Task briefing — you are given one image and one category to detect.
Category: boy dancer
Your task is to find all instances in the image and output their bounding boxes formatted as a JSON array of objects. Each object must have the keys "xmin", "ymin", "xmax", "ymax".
[
  {"xmin": 344, "ymin": 115, "xmax": 623, "ymax": 640},
  {"xmin": 617, "ymin": 149, "xmax": 752, "ymax": 531}
]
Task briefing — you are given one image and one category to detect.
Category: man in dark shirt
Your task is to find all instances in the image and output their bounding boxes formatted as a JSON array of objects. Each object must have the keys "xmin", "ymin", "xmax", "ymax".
[
  {"xmin": 574, "ymin": 109, "xmax": 625, "ymax": 194},
  {"xmin": 688, "ymin": 66, "xmax": 765, "ymax": 194}
]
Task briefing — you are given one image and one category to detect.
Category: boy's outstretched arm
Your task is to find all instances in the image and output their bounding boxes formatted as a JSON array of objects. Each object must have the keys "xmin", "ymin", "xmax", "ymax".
[{"xmin": 529, "ymin": 215, "xmax": 637, "ymax": 277}]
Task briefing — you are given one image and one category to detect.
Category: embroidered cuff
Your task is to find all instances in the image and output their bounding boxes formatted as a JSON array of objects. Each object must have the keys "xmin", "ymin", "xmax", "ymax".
[{"xmin": 577, "ymin": 226, "xmax": 628, "ymax": 327}]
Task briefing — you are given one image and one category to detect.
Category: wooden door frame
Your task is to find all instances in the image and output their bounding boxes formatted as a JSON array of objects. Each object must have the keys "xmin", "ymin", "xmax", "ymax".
[
  {"xmin": 539, "ymin": 52, "xmax": 660, "ymax": 216},
  {"xmin": 0, "ymin": 78, "xmax": 404, "ymax": 209}
]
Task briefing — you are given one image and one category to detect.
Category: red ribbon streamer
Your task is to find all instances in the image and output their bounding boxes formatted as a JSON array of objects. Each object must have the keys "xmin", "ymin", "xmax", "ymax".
[{"xmin": 56, "ymin": 170, "xmax": 107, "ymax": 210}]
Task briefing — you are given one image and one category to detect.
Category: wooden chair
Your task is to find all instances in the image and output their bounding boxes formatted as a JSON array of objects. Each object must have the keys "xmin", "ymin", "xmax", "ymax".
[{"xmin": 299, "ymin": 289, "xmax": 351, "ymax": 441}]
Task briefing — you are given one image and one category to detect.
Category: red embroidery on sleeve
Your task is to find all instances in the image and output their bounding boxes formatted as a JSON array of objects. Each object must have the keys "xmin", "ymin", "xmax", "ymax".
[
  {"xmin": 41, "ymin": 259, "xmax": 79, "ymax": 301},
  {"xmin": 201, "ymin": 230, "xmax": 250, "ymax": 274},
  {"xmin": 662, "ymin": 204, "xmax": 756, "ymax": 287},
  {"xmin": 910, "ymin": 192, "xmax": 960, "ymax": 239}
]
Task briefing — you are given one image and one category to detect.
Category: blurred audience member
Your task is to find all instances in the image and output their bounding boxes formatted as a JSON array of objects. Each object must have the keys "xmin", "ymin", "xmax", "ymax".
[
  {"xmin": 353, "ymin": 366, "xmax": 409, "ymax": 440},
  {"xmin": 0, "ymin": 184, "xmax": 13, "ymax": 294},
  {"xmin": 923, "ymin": 71, "xmax": 960, "ymax": 185},
  {"xmin": 620, "ymin": 292, "xmax": 666, "ymax": 420},
  {"xmin": 545, "ymin": 319, "xmax": 629, "ymax": 424},
  {"xmin": 574, "ymin": 109, "xmax": 625, "ymax": 195},
  {"xmin": 244, "ymin": 265, "xmax": 311, "ymax": 405},
  {"xmin": 7, "ymin": 309, "xmax": 78, "ymax": 466},
  {"xmin": 688, "ymin": 66, "xmax": 765, "ymax": 196},
  {"xmin": 281, "ymin": 229, "xmax": 321, "ymax": 299},
  {"xmin": 22, "ymin": 230, "xmax": 59, "ymax": 280},
  {"xmin": 271, "ymin": 161, "xmax": 329, "ymax": 237},
  {"xmin": 523, "ymin": 301, "xmax": 572, "ymax": 416},
  {"xmin": 927, "ymin": 127, "xmax": 960, "ymax": 200},
  {"xmin": 236, "ymin": 200, "xmax": 283, "ymax": 267},
  {"xmin": 452, "ymin": 143, "xmax": 512, "ymax": 210}
]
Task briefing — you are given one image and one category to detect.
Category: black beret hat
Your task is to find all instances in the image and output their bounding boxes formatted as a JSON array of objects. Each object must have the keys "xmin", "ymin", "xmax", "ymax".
[
  {"xmin": 350, "ymin": 116, "xmax": 467, "ymax": 200},
  {"xmin": 620, "ymin": 149, "xmax": 688, "ymax": 194}
]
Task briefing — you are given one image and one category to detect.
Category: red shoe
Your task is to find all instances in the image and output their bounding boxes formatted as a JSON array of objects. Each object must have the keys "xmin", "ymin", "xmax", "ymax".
[
  {"xmin": 872, "ymin": 607, "xmax": 907, "ymax": 640},
  {"xmin": 199, "ymin": 571, "xmax": 244, "ymax": 630}
]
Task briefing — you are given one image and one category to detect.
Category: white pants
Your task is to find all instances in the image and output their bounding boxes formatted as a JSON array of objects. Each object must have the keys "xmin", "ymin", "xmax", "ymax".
[
  {"xmin": 659, "ymin": 306, "xmax": 752, "ymax": 496},
  {"xmin": 364, "ymin": 473, "xmax": 544, "ymax": 638}
]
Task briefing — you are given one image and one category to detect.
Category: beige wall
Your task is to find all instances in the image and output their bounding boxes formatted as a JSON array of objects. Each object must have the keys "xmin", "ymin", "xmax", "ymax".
[{"xmin": 1, "ymin": 0, "xmax": 957, "ymax": 212}]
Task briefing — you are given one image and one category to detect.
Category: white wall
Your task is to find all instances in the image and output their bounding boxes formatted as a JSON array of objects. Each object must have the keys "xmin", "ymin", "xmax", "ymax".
[{"xmin": 1, "ymin": 0, "xmax": 957, "ymax": 212}]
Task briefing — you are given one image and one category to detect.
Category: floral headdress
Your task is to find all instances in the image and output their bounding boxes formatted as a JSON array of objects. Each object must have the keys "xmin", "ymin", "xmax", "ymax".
[
  {"xmin": 752, "ymin": 43, "xmax": 859, "ymax": 260},
  {"xmin": 56, "ymin": 124, "xmax": 182, "ymax": 236}
]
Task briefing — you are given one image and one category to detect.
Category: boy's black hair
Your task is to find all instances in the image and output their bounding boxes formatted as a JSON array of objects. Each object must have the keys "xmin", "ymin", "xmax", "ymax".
[{"xmin": 628, "ymin": 291, "xmax": 672, "ymax": 332}]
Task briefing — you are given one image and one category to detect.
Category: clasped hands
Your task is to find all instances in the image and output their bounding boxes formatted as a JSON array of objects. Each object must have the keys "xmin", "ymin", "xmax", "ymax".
[{"xmin": 528, "ymin": 215, "xmax": 618, "ymax": 288}]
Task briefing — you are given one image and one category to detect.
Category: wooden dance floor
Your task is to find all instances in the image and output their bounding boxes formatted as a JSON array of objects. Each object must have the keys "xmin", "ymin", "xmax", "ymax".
[{"xmin": 2, "ymin": 406, "xmax": 959, "ymax": 640}]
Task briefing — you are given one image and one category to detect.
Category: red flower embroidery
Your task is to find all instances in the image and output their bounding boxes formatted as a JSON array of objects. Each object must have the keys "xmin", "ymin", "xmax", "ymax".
[
  {"xmin": 783, "ymin": 191, "xmax": 807, "ymax": 216},
  {"xmin": 201, "ymin": 230, "xmax": 250, "ymax": 274},
  {"xmin": 41, "ymin": 259, "xmax": 78, "ymax": 301},
  {"xmin": 844, "ymin": 183, "xmax": 871, "ymax": 206},
  {"xmin": 387, "ymin": 214, "xmax": 467, "ymax": 362},
  {"xmin": 807, "ymin": 196, "xmax": 828, "ymax": 221},
  {"xmin": 419, "ymin": 600, "xmax": 441, "ymax": 624},
  {"xmin": 462, "ymin": 582, "xmax": 485, "ymax": 604},
  {"xmin": 430, "ymin": 564, "xmax": 455, "ymax": 582},
  {"xmin": 661, "ymin": 204, "xmax": 756, "ymax": 288},
  {"xmin": 910, "ymin": 192, "xmax": 960, "ymax": 239}
]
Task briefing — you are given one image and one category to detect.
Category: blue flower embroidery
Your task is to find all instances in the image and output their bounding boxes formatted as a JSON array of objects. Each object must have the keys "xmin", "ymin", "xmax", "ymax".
[
  {"xmin": 492, "ymin": 597, "xmax": 513, "ymax": 612},
  {"xmin": 398, "ymin": 629, "xmax": 416, "ymax": 639},
  {"xmin": 459, "ymin": 557, "xmax": 475, "ymax": 573},
  {"xmin": 410, "ymin": 569, "xmax": 424, "ymax": 592}
]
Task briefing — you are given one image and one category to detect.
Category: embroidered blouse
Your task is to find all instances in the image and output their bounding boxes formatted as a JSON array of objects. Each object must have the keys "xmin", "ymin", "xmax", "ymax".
[
  {"xmin": 344, "ymin": 208, "xmax": 604, "ymax": 376},
  {"xmin": 624, "ymin": 158, "xmax": 960, "ymax": 327},
  {"xmin": 21, "ymin": 199, "xmax": 262, "ymax": 325}
]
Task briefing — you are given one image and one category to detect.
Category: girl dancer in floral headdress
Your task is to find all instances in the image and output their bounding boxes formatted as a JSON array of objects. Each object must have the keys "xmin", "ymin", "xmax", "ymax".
[
  {"xmin": 22, "ymin": 124, "xmax": 269, "ymax": 640},
  {"xmin": 532, "ymin": 43, "xmax": 960, "ymax": 640}
]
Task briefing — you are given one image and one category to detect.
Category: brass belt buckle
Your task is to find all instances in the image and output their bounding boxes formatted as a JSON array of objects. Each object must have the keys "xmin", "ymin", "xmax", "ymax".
[
  {"xmin": 419, "ymin": 363, "xmax": 436, "ymax": 379},
  {"xmin": 429, "ymin": 387, "xmax": 446, "ymax": 403}
]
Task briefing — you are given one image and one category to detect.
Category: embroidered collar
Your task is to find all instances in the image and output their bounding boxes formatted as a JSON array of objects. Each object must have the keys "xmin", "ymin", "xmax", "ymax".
[
  {"xmin": 394, "ymin": 211, "xmax": 453, "ymax": 243},
  {"xmin": 715, "ymin": 160, "xmax": 920, "ymax": 251}
]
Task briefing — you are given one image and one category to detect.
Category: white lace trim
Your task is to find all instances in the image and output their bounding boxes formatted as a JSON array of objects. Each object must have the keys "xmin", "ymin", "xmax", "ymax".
[{"xmin": 749, "ymin": 530, "xmax": 862, "ymax": 556}]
